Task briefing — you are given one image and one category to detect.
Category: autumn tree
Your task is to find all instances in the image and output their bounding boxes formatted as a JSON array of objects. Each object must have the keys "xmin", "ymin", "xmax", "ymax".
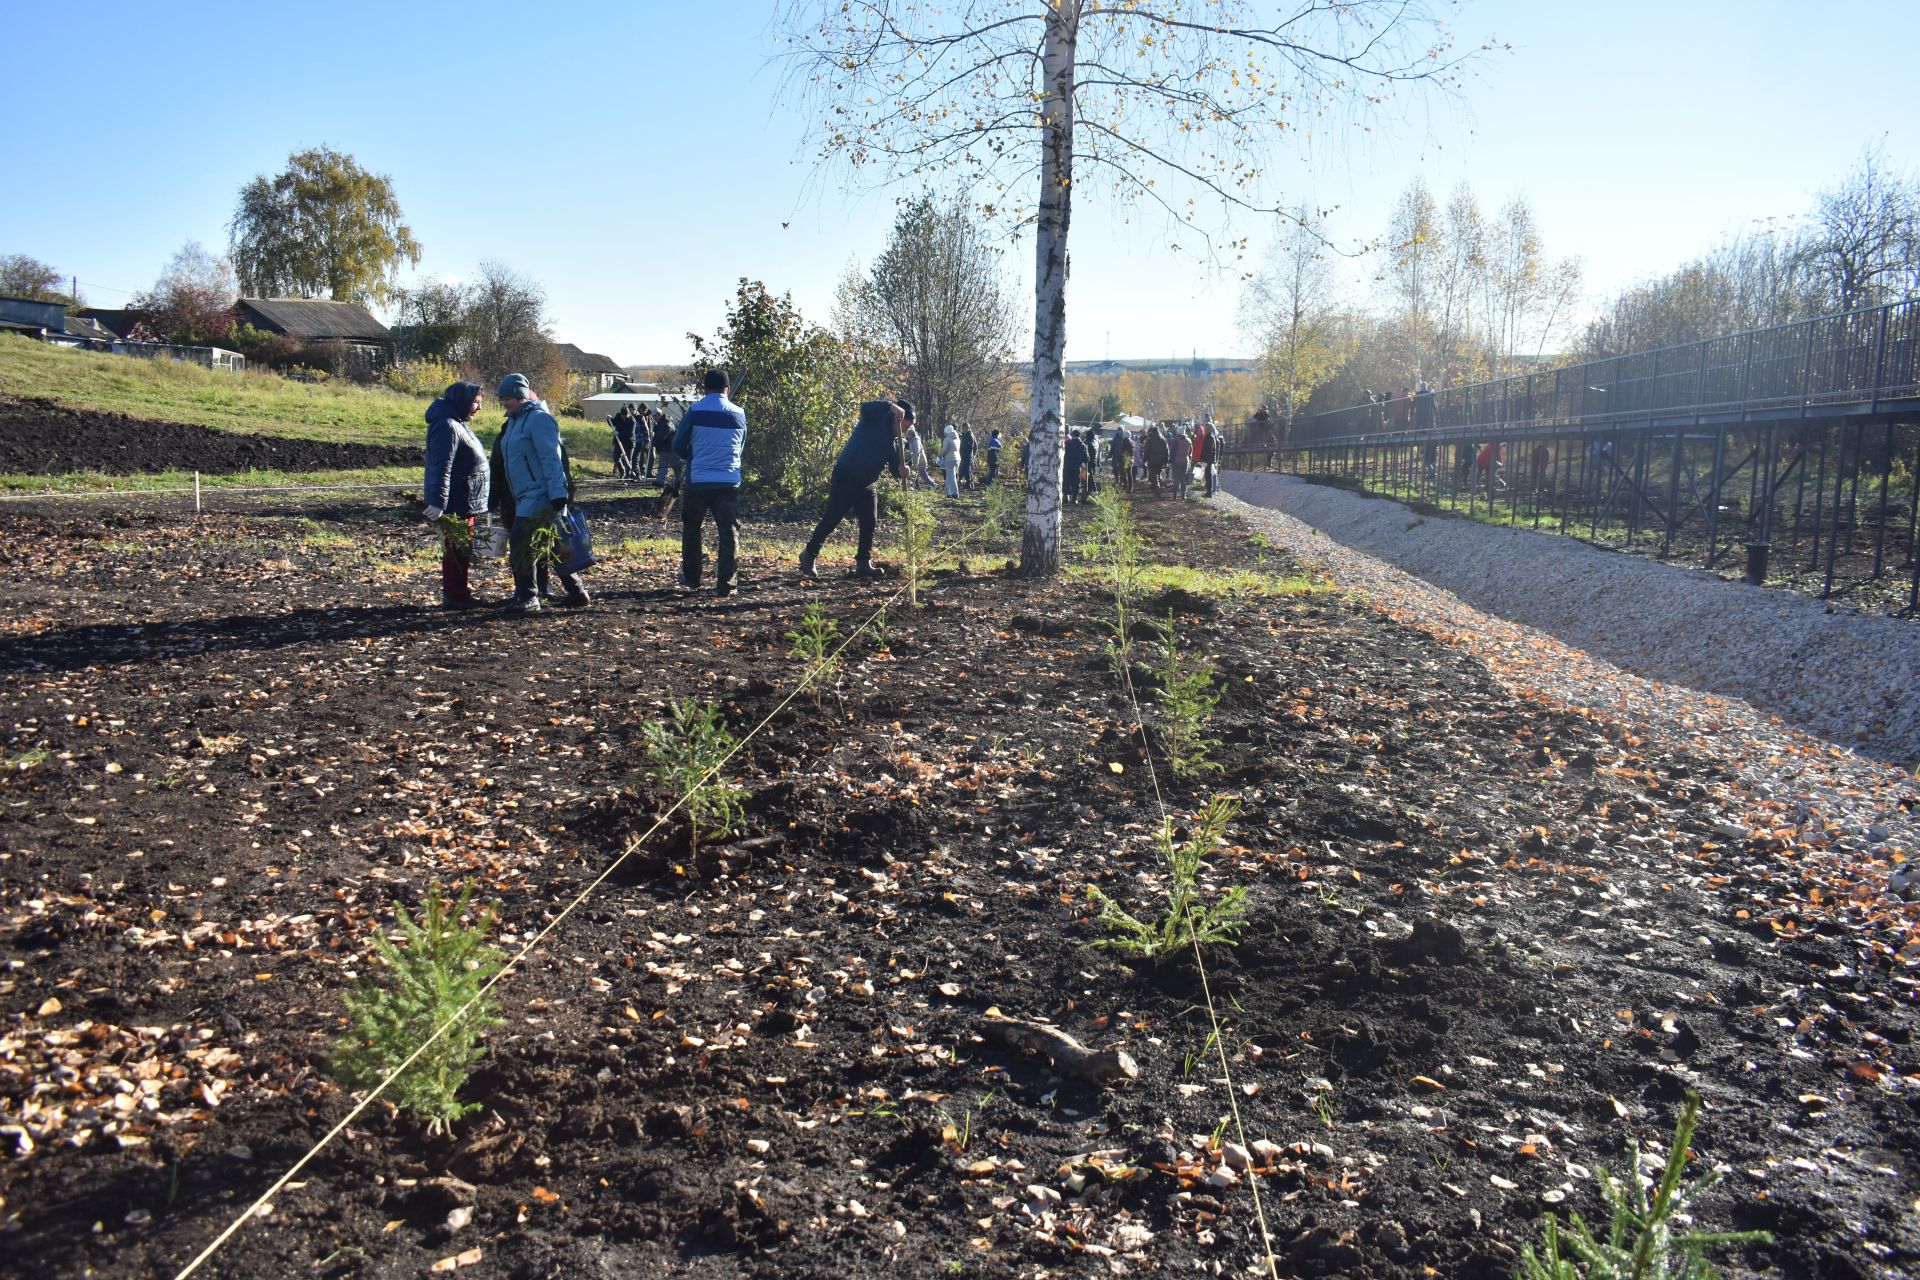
[
  {"xmin": 0, "ymin": 254, "xmax": 75, "ymax": 306},
  {"xmin": 135, "ymin": 242, "xmax": 238, "ymax": 345},
  {"xmin": 1242, "ymin": 206, "xmax": 1350, "ymax": 427},
  {"xmin": 458, "ymin": 262, "xmax": 553, "ymax": 385},
  {"xmin": 852, "ymin": 194, "xmax": 1022, "ymax": 432},
  {"xmin": 779, "ymin": 0, "xmax": 1476, "ymax": 573},
  {"xmin": 391, "ymin": 279, "xmax": 470, "ymax": 363},
  {"xmin": 228, "ymin": 146, "xmax": 422, "ymax": 307}
]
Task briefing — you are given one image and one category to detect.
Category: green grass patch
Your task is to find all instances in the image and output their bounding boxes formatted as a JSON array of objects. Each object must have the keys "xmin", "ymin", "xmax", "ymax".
[
  {"xmin": 1070, "ymin": 561, "xmax": 1322, "ymax": 599},
  {"xmin": 0, "ymin": 333, "xmax": 615, "ymax": 460},
  {"xmin": 0, "ymin": 465, "xmax": 420, "ymax": 494}
]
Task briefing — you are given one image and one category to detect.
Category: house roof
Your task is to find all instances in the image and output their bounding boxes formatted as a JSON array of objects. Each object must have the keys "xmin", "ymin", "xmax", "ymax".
[
  {"xmin": 62, "ymin": 314, "xmax": 118, "ymax": 342},
  {"xmin": 237, "ymin": 298, "xmax": 391, "ymax": 342},
  {"xmin": 78, "ymin": 308, "xmax": 146, "ymax": 338},
  {"xmin": 554, "ymin": 342, "xmax": 625, "ymax": 376}
]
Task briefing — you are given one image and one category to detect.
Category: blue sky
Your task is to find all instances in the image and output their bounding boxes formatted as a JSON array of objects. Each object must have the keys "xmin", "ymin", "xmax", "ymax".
[{"xmin": 3, "ymin": 1, "xmax": 1913, "ymax": 366}]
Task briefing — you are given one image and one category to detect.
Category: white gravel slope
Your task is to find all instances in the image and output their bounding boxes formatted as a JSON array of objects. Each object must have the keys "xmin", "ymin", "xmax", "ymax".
[
  {"xmin": 1212, "ymin": 470, "xmax": 1920, "ymax": 864},
  {"xmin": 1219, "ymin": 471, "xmax": 1920, "ymax": 765}
]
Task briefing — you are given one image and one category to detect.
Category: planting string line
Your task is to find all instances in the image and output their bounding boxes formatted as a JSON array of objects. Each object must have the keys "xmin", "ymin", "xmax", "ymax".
[
  {"xmin": 176, "ymin": 509, "xmax": 998, "ymax": 1279},
  {"xmin": 0, "ymin": 475, "xmax": 666, "ymax": 503},
  {"xmin": 1114, "ymin": 585, "xmax": 1281, "ymax": 1277}
]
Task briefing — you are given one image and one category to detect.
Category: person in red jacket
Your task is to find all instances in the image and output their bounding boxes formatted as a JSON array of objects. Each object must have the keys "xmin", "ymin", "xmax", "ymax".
[{"xmin": 1475, "ymin": 441, "xmax": 1507, "ymax": 494}]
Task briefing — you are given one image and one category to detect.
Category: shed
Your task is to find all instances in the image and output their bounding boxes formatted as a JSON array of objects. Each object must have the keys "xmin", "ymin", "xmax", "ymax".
[
  {"xmin": 235, "ymin": 297, "xmax": 394, "ymax": 373},
  {"xmin": 577, "ymin": 391, "xmax": 692, "ymax": 426},
  {"xmin": 555, "ymin": 342, "xmax": 628, "ymax": 394}
]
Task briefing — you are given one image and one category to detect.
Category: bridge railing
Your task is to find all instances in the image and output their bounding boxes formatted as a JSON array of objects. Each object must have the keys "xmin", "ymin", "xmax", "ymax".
[{"xmin": 1302, "ymin": 298, "xmax": 1920, "ymax": 443}]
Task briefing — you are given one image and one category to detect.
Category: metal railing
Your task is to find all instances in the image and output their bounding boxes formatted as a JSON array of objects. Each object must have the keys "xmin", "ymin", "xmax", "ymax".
[
  {"xmin": 1300, "ymin": 298, "xmax": 1920, "ymax": 443},
  {"xmin": 1214, "ymin": 300, "xmax": 1920, "ymax": 612}
]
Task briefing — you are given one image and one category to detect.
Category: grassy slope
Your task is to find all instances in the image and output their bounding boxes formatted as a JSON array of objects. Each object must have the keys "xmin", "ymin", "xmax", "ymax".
[{"xmin": 0, "ymin": 335, "xmax": 616, "ymax": 488}]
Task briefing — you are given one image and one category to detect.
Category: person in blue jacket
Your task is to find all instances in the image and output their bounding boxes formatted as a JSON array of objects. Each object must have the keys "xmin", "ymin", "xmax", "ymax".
[
  {"xmin": 673, "ymin": 369, "xmax": 748, "ymax": 596},
  {"xmin": 422, "ymin": 380, "xmax": 490, "ymax": 610},
  {"xmin": 798, "ymin": 398, "xmax": 908, "ymax": 580},
  {"xmin": 495, "ymin": 373, "xmax": 589, "ymax": 613}
]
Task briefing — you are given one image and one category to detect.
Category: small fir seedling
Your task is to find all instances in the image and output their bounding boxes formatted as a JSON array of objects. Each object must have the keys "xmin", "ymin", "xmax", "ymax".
[
  {"xmin": 1086, "ymin": 797, "xmax": 1248, "ymax": 960},
  {"xmin": 785, "ymin": 601, "xmax": 841, "ymax": 697},
  {"xmin": 522, "ymin": 517, "xmax": 564, "ymax": 576},
  {"xmin": 331, "ymin": 881, "xmax": 505, "ymax": 1135},
  {"xmin": 1080, "ymin": 488, "xmax": 1145, "ymax": 679},
  {"xmin": 981, "ymin": 478, "xmax": 1022, "ymax": 546},
  {"xmin": 641, "ymin": 696, "xmax": 746, "ymax": 859},
  {"xmin": 867, "ymin": 606, "xmax": 889, "ymax": 651},
  {"xmin": 896, "ymin": 482, "xmax": 938, "ymax": 607},
  {"xmin": 1153, "ymin": 612, "xmax": 1223, "ymax": 779},
  {"xmin": 1517, "ymin": 1092, "xmax": 1773, "ymax": 1280},
  {"xmin": 438, "ymin": 513, "xmax": 473, "ymax": 558}
]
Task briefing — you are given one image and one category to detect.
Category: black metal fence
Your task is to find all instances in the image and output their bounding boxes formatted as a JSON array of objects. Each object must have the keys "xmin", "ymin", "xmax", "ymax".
[{"xmin": 1217, "ymin": 300, "xmax": 1920, "ymax": 612}]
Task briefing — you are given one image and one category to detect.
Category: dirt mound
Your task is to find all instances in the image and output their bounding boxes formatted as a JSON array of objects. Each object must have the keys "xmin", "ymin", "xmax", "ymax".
[{"xmin": 0, "ymin": 396, "xmax": 420, "ymax": 475}]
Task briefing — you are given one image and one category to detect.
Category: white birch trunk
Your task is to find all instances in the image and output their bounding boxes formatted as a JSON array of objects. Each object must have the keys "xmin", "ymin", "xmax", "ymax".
[{"xmin": 1022, "ymin": 0, "xmax": 1078, "ymax": 574}]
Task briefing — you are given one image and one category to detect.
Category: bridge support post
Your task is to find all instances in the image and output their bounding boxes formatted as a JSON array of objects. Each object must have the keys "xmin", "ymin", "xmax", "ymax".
[
  {"xmin": 1704, "ymin": 427, "xmax": 1728, "ymax": 567},
  {"xmin": 1808, "ymin": 427, "xmax": 1830, "ymax": 571},
  {"xmin": 1661, "ymin": 430, "xmax": 1685, "ymax": 558},
  {"xmin": 1873, "ymin": 421, "xmax": 1894, "ymax": 578},
  {"xmin": 1823, "ymin": 423, "xmax": 1849, "ymax": 597}
]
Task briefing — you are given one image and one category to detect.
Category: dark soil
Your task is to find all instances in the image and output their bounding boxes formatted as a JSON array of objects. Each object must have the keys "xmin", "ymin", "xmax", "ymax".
[
  {"xmin": 0, "ymin": 397, "xmax": 418, "ymax": 475},
  {"xmin": 0, "ymin": 485, "xmax": 1914, "ymax": 1278}
]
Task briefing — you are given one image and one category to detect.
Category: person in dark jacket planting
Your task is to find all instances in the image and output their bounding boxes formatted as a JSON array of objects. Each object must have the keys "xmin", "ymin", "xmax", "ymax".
[
  {"xmin": 673, "ymin": 369, "xmax": 748, "ymax": 596},
  {"xmin": 798, "ymin": 398, "xmax": 909, "ymax": 580},
  {"xmin": 423, "ymin": 380, "xmax": 490, "ymax": 610},
  {"xmin": 495, "ymin": 373, "xmax": 589, "ymax": 614}
]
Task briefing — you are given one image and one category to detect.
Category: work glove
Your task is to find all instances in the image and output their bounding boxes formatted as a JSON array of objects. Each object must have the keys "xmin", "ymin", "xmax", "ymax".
[{"xmin": 424, "ymin": 506, "xmax": 444, "ymax": 520}]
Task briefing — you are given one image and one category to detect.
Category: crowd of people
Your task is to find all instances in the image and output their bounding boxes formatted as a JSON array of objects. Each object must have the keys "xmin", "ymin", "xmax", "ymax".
[
  {"xmin": 420, "ymin": 379, "xmax": 1234, "ymax": 613},
  {"xmin": 1044, "ymin": 420, "xmax": 1220, "ymax": 503}
]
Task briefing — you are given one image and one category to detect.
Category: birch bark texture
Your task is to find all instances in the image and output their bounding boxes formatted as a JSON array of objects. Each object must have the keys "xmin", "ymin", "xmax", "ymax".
[
  {"xmin": 777, "ymin": 0, "xmax": 1481, "ymax": 574},
  {"xmin": 1024, "ymin": 1, "xmax": 1079, "ymax": 572}
]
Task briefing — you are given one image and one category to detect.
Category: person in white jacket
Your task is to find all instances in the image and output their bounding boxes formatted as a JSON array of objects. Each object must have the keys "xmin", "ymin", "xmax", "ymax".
[
  {"xmin": 939, "ymin": 423, "xmax": 961, "ymax": 497},
  {"xmin": 905, "ymin": 424, "xmax": 934, "ymax": 487}
]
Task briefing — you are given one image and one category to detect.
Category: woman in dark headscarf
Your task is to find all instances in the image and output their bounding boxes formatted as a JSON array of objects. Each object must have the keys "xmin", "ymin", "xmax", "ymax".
[{"xmin": 422, "ymin": 380, "xmax": 490, "ymax": 610}]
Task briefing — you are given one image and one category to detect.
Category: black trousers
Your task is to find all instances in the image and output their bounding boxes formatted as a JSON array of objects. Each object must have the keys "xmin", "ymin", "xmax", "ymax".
[
  {"xmin": 682, "ymin": 487, "xmax": 740, "ymax": 589},
  {"xmin": 803, "ymin": 474, "xmax": 880, "ymax": 564}
]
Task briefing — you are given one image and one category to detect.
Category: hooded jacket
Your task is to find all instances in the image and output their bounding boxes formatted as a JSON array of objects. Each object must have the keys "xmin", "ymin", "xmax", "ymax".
[
  {"xmin": 832, "ymin": 400, "xmax": 907, "ymax": 488},
  {"xmin": 498, "ymin": 399, "xmax": 572, "ymax": 519},
  {"xmin": 940, "ymin": 425, "xmax": 960, "ymax": 467},
  {"xmin": 423, "ymin": 383, "xmax": 490, "ymax": 517}
]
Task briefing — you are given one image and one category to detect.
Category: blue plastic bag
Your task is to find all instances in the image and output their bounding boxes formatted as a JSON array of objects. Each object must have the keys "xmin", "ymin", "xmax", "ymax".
[{"xmin": 558, "ymin": 507, "xmax": 595, "ymax": 575}]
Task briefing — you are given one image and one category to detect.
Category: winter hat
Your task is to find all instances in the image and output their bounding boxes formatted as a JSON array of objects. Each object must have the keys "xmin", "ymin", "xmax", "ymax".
[
  {"xmin": 498, "ymin": 373, "xmax": 532, "ymax": 400},
  {"xmin": 895, "ymin": 398, "xmax": 915, "ymax": 424}
]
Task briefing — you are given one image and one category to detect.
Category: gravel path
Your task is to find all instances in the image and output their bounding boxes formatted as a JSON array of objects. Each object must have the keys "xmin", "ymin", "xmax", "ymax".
[{"xmin": 1214, "ymin": 470, "xmax": 1920, "ymax": 868}]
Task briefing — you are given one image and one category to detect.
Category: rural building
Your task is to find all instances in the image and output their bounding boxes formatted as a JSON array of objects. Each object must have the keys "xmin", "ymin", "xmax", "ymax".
[
  {"xmin": 555, "ymin": 342, "xmax": 627, "ymax": 394},
  {"xmin": 234, "ymin": 298, "xmax": 394, "ymax": 376},
  {"xmin": 0, "ymin": 296, "xmax": 87, "ymax": 344},
  {"xmin": 1, "ymin": 296, "xmax": 244, "ymax": 369}
]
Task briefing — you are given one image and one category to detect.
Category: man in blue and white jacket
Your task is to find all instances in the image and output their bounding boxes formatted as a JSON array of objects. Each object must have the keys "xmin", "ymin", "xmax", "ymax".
[{"xmin": 672, "ymin": 369, "xmax": 748, "ymax": 596}]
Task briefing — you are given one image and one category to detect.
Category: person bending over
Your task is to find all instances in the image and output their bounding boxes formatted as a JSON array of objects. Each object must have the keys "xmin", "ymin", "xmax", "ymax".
[{"xmin": 799, "ymin": 398, "xmax": 908, "ymax": 580}]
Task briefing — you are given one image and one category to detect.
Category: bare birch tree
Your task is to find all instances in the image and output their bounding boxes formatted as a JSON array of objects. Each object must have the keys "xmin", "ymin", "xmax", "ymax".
[
  {"xmin": 1242, "ymin": 206, "xmax": 1349, "ymax": 425},
  {"xmin": 1802, "ymin": 143, "xmax": 1918, "ymax": 311},
  {"xmin": 855, "ymin": 194, "xmax": 1023, "ymax": 430},
  {"xmin": 778, "ymin": 0, "xmax": 1479, "ymax": 573}
]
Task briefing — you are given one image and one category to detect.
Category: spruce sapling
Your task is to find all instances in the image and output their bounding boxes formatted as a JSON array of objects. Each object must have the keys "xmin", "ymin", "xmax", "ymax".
[
  {"xmin": 1086, "ymin": 798, "xmax": 1248, "ymax": 960},
  {"xmin": 641, "ymin": 696, "xmax": 746, "ymax": 861},
  {"xmin": 332, "ymin": 881, "xmax": 505, "ymax": 1135},
  {"xmin": 1154, "ymin": 611, "xmax": 1223, "ymax": 778}
]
